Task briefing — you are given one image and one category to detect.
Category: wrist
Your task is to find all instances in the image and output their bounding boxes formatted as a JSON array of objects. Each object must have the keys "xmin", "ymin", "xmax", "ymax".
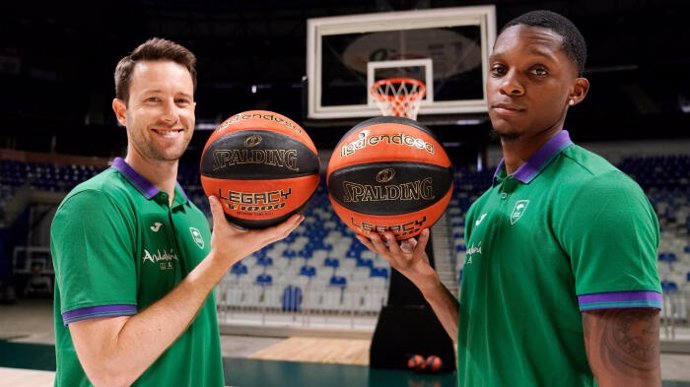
[
  {"xmin": 207, "ymin": 249, "xmax": 239, "ymax": 270},
  {"xmin": 411, "ymin": 264, "xmax": 443, "ymax": 294}
]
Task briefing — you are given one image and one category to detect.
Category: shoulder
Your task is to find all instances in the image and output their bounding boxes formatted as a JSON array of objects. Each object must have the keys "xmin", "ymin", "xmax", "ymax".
[
  {"xmin": 549, "ymin": 146, "xmax": 656, "ymax": 231},
  {"xmin": 55, "ymin": 168, "xmax": 138, "ymax": 221},
  {"xmin": 556, "ymin": 145, "xmax": 646, "ymax": 199}
]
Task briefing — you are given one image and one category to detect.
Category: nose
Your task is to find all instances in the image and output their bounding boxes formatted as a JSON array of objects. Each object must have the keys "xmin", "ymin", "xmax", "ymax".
[
  {"xmin": 160, "ymin": 99, "xmax": 178, "ymax": 124},
  {"xmin": 498, "ymin": 69, "xmax": 525, "ymax": 96}
]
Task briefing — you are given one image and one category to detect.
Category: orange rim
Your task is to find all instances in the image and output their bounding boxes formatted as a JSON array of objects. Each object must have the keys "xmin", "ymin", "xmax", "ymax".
[{"xmin": 370, "ymin": 77, "xmax": 427, "ymax": 101}]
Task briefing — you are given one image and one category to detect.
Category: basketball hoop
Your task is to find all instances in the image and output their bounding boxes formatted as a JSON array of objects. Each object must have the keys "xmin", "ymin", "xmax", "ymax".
[{"xmin": 370, "ymin": 77, "xmax": 426, "ymax": 120}]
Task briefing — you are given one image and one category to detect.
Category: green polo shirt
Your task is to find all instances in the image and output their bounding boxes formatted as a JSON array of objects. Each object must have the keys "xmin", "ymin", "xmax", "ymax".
[
  {"xmin": 459, "ymin": 131, "xmax": 661, "ymax": 387},
  {"xmin": 51, "ymin": 157, "xmax": 223, "ymax": 387}
]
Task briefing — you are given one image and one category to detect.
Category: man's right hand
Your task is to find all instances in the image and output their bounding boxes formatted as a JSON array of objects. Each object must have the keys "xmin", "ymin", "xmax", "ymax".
[
  {"xmin": 207, "ymin": 195, "xmax": 303, "ymax": 268},
  {"xmin": 356, "ymin": 229, "xmax": 438, "ymax": 290},
  {"xmin": 356, "ymin": 228, "xmax": 460, "ymax": 340}
]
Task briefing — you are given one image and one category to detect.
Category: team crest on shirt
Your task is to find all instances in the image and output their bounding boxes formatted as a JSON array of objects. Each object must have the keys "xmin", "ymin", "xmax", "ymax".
[
  {"xmin": 510, "ymin": 200, "xmax": 529, "ymax": 225},
  {"xmin": 189, "ymin": 227, "xmax": 205, "ymax": 249}
]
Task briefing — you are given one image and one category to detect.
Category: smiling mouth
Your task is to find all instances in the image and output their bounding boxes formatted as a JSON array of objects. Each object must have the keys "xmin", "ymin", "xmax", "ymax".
[{"xmin": 152, "ymin": 129, "xmax": 184, "ymax": 138}]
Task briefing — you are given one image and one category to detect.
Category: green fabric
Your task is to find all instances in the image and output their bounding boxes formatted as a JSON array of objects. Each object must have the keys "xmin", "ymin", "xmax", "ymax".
[
  {"xmin": 51, "ymin": 166, "xmax": 223, "ymax": 387},
  {"xmin": 458, "ymin": 144, "xmax": 660, "ymax": 387}
]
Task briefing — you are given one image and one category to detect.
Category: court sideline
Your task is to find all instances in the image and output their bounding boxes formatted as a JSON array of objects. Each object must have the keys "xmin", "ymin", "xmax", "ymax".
[{"xmin": 1, "ymin": 299, "xmax": 690, "ymax": 386}]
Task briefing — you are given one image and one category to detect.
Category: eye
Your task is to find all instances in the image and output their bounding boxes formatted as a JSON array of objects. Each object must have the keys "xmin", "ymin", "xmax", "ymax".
[
  {"xmin": 529, "ymin": 66, "xmax": 548, "ymax": 76},
  {"xmin": 175, "ymin": 98, "xmax": 192, "ymax": 106},
  {"xmin": 490, "ymin": 63, "xmax": 507, "ymax": 77},
  {"xmin": 145, "ymin": 96, "xmax": 161, "ymax": 103}
]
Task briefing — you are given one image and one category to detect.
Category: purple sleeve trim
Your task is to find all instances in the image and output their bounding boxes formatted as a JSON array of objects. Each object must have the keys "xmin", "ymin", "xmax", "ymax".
[
  {"xmin": 62, "ymin": 304, "xmax": 137, "ymax": 326},
  {"xmin": 578, "ymin": 290, "xmax": 662, "ymax": 311}
]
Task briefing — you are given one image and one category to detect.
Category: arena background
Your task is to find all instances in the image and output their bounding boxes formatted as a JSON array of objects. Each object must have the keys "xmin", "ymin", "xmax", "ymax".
[{"xmin": 1, "ymin": 1, "xmax": 689, "ymax": 386}]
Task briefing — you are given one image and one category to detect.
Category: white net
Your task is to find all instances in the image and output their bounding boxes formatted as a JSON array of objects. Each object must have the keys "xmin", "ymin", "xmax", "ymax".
[{"xmin": 370, "ymin": 77, "xmax": 426, "ymax": 120}]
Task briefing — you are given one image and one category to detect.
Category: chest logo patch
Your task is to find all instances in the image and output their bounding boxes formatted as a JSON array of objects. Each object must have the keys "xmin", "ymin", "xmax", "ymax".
[
  {"xmin": 475, "ymin": 212, "xmax": 487, "ymax": 226},
  {"xmin": 190, "ymin": 227, "xmax": 205, "ymax": 249},
  {"xmin": 150, "ymin": 222, "xmax": 162, "ymax": 232},
  {"xmin": 510, "ymin": 200, "xmax": 529, "ymax": 225}
]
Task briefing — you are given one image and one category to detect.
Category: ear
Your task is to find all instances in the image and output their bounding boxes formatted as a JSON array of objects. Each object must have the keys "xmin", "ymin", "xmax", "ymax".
[
  {"xmin": 112, "ymin": 98, "xmax": 127, "ymax": 127},
  {"xmin": 568, "ymin": 77, "xmax": 590, "ymax": 106}
]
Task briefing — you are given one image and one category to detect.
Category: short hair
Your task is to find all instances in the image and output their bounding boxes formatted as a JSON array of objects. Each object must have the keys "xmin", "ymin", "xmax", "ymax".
[
  {"xmin": 114, "ymin": 37, "xmax": 197, "ymax": 104},
  {"xmin": 501, "ymin": 10, "xmax": 587, "ymax": 76}
]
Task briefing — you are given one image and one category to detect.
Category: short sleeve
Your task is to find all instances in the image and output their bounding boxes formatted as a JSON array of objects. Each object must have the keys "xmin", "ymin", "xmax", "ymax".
[
  {"xmin": 51, "ymin": 189, "xmax": 138, "ymax": 324},
  {"xmin": 554, "ymin": 172, "xmax": 662, "ymax": 311}
]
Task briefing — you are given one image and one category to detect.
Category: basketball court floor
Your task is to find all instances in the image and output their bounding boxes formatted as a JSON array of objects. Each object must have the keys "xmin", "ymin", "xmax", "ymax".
[{"xmin": 2, "ymin": 299, "xmax": 690, "ymax": 387}]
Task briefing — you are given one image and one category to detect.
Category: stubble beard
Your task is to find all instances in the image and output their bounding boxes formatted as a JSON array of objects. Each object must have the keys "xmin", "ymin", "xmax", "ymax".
[
  {"xmin": 489, "ymin": 128, "xmax": 520, "ymax": 141},
  {"xmin": 130, "ymin": 131, "xmax": 190, "ymax": 164}
]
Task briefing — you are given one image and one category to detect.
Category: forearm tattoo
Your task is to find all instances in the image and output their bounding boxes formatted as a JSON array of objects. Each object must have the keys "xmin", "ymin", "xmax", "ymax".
[{"xmin": 585, "ymin": 308, "xmax": 660, "ymax": 374}]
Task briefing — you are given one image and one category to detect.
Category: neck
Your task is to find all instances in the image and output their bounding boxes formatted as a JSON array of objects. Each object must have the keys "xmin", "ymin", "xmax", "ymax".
[
  {"xmin": 125, "ymin": 151, "xmax": 179, "ymax": 205},
  {"xmin": 500, "ymin": 128, "xmax": 561, "ymax": 175}
]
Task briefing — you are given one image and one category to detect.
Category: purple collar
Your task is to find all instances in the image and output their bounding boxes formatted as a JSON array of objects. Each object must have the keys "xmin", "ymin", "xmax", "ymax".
[
  {"xmin": 111, "ymin": 157, "xmax": 188, "ymax": 203},
  {"xmin": 493, "ymin": 130, "xmax": 574, "ymax": 184}
]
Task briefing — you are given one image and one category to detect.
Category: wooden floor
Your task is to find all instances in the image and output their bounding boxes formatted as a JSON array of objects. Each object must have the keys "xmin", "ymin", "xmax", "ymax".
[
  {"xmin": 250, "ymin": 337, "xmax": 371, "ymax": 365},
  {"xmin": 0, "ymin": 367, "xmax": 54, "ymax": 387},
  {"xmin": 3, "ymin": 338, "xmax": 690, "ymax": 387},
  {"xmin": 2, "ymin": 298, "xmax": 690, "ymax": 387}
]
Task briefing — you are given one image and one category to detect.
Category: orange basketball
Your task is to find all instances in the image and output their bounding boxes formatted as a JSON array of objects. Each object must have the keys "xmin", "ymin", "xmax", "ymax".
[
  {"xmin": 326, "ymin": 116, "xmax": 453, "ymax": 240},
  {"xmin": 407, "ymin": 354, "xmax": 425, "ymax": 371},
  {"xmin": 200, "ymin": 110, "xmax": 320, "ymax": 228},
  {"xmin": 425, "ymin": 355, "xmax": 443, "ymax": 373}
]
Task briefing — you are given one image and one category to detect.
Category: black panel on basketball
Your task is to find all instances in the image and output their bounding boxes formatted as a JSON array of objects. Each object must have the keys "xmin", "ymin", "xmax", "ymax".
[
  {"xmin": 226, "ymin": 192, "xmax": 318, "ymax": 229},
  {"xmin": 327, "ymin": 162, "xmax": 454, "ymax": 215},
  {"xmin": 200, "ymin": 130, "xmax": 320, "ymax": 179}
]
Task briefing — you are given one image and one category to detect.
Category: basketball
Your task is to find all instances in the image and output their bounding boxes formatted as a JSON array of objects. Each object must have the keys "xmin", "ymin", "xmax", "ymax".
[
  {"xmin": 407, "ymin": 354, "xmax": 425, "ymax": 371},
  {"xmin": 425, "ymin": 355, "xmax": 443, "ymax": 373},
  {"xmin": 200, "ymin": 110, "xmax": 320, "ymax": 229},
  {"xmin": 326, "ymin": 116, "xmax": 453, "ymax": 240}
]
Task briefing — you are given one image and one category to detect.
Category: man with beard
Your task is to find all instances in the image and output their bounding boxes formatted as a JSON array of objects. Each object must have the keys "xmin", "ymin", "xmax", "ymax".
[{"xmin": 50, "ymin": 38, "xmax": 303, "ymax": 386}]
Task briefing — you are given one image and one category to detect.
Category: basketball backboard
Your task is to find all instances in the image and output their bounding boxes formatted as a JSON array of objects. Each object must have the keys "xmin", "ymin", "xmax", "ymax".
[{"xmin": 306, "ymin": 6, "xmax": 496, "ymax": 121}]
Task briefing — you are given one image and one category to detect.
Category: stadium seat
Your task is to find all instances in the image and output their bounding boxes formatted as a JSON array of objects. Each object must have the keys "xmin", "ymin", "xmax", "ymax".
[
  {"xmin": 659, "ymin": 252, "xmax": 678, "ymax": 271},
  {"xmin": 257, "ymin": 256, "xmax": 274, "ymax": 267},
  {"xmin": 329, "ymin": 275, "xmax": 348, "ymax": 287},
  {"xmin": 662, "ymin": 281, "xmax": 679, "ymax": 294},
  {"xmin": 281, "ymin": 285, "xmax": 303, "ymax": 312},
  {"xmin": 256, "ymin": 273, "xmax": 273, "ymax": 286},
  {"xmin": 370, "ymin": 267, "xmax": 389, "ymax": 279},
  {"xmin": 299, "ymin": 265, "xmax": 317, "ymax": 278}
]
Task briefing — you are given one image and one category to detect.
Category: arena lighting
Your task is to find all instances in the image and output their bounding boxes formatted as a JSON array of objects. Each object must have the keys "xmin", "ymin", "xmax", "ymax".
[
  {"xmin": 250, "ymin": 83, "xmax": 271, "ymax": 94},
  {"xmin": 455, "ymin": 119, "xmax": 483, "ymax": 125},
  {"xmin": 196, "ymin": 122, "xmax": 219, "ymax": 130},
  {"xmin": 443, "ymin": 142, "xmax": 461, "ymax": 147}
]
